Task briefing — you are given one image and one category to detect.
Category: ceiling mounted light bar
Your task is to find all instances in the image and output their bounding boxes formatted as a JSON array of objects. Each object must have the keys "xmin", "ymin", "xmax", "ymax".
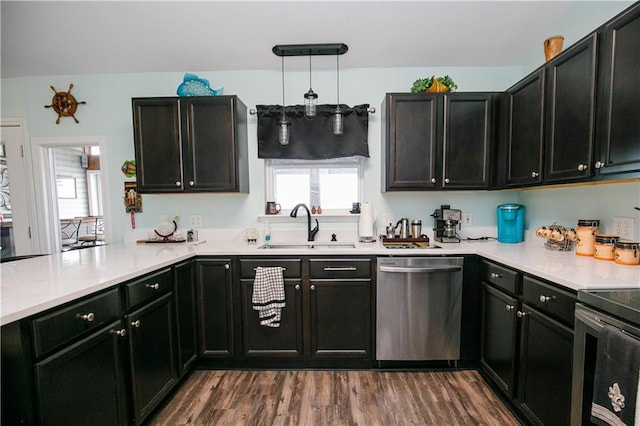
[{"xmin": 272, "ymin": 43, "xmax": 348, "ymax": 57}]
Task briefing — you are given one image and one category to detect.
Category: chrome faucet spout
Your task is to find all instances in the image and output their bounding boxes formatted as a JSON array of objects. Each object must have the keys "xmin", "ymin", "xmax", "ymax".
[{"xmin": 290, "ymin": 203, "xmax": 319, "ymax": 241}]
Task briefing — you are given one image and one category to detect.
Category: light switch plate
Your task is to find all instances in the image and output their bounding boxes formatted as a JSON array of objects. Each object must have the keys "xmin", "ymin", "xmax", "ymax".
[
  {"xmin": 461, "ymin": 213, "xmax": 473, "ymax": 228},
  {"xmin": 612, "ymin": 217, "xmax": 634, "ymax": 240}
]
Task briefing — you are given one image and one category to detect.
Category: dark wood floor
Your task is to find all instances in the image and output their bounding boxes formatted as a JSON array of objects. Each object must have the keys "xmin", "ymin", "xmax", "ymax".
[{"xmin": 150, "ymin": 369, "xmax": 520, "ymax": 425}]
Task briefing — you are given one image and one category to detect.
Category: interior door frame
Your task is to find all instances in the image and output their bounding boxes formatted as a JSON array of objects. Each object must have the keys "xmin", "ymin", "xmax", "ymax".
[
  {"xmin": 31, "ymin": 136, "xmax": 111, "ymax": 253},
  {"xmin": 0, "ymin": 118, "xmax": 39, "ymax": 255}
]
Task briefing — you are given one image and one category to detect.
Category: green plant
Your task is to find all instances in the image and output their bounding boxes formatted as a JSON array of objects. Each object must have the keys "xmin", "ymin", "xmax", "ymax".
[{"xmin": 410, "ymin": 75, "xmax": 458, "ymax": 92}]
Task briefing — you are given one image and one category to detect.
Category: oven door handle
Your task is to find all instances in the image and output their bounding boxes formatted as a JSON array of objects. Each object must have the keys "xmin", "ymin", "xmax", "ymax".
[
  {"xmin": 575, "ymin": 308, "xmax": 605, "ymax": 331},
  {"xmin": 379, "ymin": 265, "xmax": 462, "ymax": 273}
]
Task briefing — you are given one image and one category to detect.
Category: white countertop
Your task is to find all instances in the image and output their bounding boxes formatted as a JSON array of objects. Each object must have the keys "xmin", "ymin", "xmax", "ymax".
[{"xmin": 1, "ymin": 237, "xmax": 638, "ymax": 326}]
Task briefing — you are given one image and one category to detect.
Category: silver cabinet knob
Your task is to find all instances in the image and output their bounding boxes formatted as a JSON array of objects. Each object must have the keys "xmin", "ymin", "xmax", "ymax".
[
  {"xmin": 79, "ymin": 312, "xmax": 95, "ymax": 322},
  {"xmin": 145, "ymin": 283, "xmax": 160, "ymax": 290},
  {"xmin": 539, "ymin": 295, "xmax": 553, "ymax": 303},
  {"xmin": 175, "ymin": 181, "xmax": 181, "ymax": 187},
  {"xmin": 310, "ymin": 285, "xmax": 316, "ymax": 291},
  {"xmin": 517, "ymin": 311, "xmax": 527, "ymax": 318},
  {"xmin": 295, "ymin": 284, "xmax": 300, "ymax": 290},
  {"xmin": 490, "ymin": 272, "xmax": 503, "ymax": 279},
  {"xmin": 531, "ymin": 171, "xmax": 539, "ymax": 178},
  {"xmin": 431, "ymin": 178, "xmax": 436, "ymax": 184},
  {"xmin": 595, "ymin": 161, "xmax": 605, "ymax": 169},
  {"xmin": 189, "ymin": 181, "xmax": 195, "ymax": 186},
  {"xmin": 112, "ymin": 329, "xmax": 127, "ymax": 337},
  {"xmin": 505, "ymin": 305, "xmax": 514, "ymax": 311},
  {"xmin": 225, "ymin": 264, "xmax": 230, "ymax": 270},
  {"xmin": 131, "ymin": 320, "xmax": 141, "ymax": 328},
  {"xmin": 444, "ymin": 178, "xmax": 450, "ymax": 184},
  {"xmin": 577, "ymin": 164, "xmax": 588, "ymax": 171}
]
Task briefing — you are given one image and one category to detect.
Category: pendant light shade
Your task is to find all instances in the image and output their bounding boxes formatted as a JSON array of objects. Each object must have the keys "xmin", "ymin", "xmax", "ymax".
[
  {"xmin": 279, "ymin": 56, "xmax": 290, "ymax": 145},
  {"xmin": 333, "ymin": 55, "xmax": 343, "ymax": 135},
  {"xmin": 304, "ymin": 56, "xmax": 318, "ymax": 118}
]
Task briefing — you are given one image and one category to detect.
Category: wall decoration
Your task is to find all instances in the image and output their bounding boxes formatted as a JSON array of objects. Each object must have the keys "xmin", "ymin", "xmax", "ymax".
[
  {"xmin": 121, "ymin": 160, "xmax": 136, "ymax": 177},
  {"xmin": 176, "ymin": 73, "xmax": 223, "ymax": 96},
  {"xmin": 124, "ymin": 181, "xmax": 142, "ymax": 229},
  {"xmin": 44, "ymin": 84, "xmax": 86, "ymax": 124}
]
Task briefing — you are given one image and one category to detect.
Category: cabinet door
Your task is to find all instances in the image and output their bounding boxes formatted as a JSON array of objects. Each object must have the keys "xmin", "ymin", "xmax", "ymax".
[
  {"xmin": 480, "ymin": 283, "xmax": 518, "ymax": 398},
  {"xmin": 595, "ymin": 3, "xmax": 640, "ymax": 176},
  {"xmin": 544, "ymin": 34, "xmax": 597, "ymax": 182},
  {"xmin": 181, "ymin": 97, "xmax": 246, "ymax": 192},
  {"xmin": 240, "ymin": 279, "xmax": 303, "ymax": 358},
  {"xmin": 517, "ymin": 304, "xmax": 573, "ymax": 426},
  {"xmin": 127, "ymin": 293, "xmax": 177, "ymax": 425},
  {"xmin": 35, "ymin": 321, "xmax": 128, "ymax": 426},
  {"xmin": 505, "ymin": 68, "xmax": 545, "ymax": 186},
  {"xmin": 132, "ymin": 98, "xmax": 184, "ymax": 192},
  {"xmin": 196, "ymin": 259, "xmax": 235, "ymax": 358},
  {"xmin": 383, "ymin": 93, "xmax": 439, "ymax": 190},
  {"xmin": 174, "ymin": 260, "xmax": 198, "ymax": 375},
  {"xmin": 442, "ymin": 93, "xmax": 494, "ymax": 189},
  {"xmin": 309, "ymin": 279, "xmax": 371, "ymax": 358}
]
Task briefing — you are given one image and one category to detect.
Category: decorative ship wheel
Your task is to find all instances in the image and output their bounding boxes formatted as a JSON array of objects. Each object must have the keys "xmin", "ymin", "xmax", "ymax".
[{"xmin": 44, "ymin": 84, "xmax": 86, "ymax": 124}]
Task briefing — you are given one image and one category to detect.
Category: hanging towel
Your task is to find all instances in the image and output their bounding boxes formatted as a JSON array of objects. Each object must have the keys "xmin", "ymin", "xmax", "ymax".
[
  {"xmin": 591, "ymin": 325, "xmax": 640, "ymax": 426},
  {"xmin": 252, "ymin": 266, "xmax": 285, "ymax": 327}
]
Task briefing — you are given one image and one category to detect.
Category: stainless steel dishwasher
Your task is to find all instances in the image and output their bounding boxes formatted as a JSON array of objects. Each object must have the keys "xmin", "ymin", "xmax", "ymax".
[{"xmin": 376, "ymin": 257, "xmax": 463, "ymax": 362}]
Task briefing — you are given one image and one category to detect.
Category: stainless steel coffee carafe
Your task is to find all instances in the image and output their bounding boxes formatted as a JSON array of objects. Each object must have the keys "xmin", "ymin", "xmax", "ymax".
[{"xmin": 396, "ymin": 218, "xmax": 410, "ymax": 239}]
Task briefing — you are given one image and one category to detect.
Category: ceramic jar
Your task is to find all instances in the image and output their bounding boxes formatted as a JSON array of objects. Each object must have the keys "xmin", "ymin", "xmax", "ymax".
[
  {"xmin": 576, "ymin": 219, "xmax": 600, "ymax": 256},
  {"xmin": 593, "ymin": 234, "xmax": 620, "ymax": 261},
  {"xmin": 614, "ymin": 241, "xmax": 640, "ymax": 266}
]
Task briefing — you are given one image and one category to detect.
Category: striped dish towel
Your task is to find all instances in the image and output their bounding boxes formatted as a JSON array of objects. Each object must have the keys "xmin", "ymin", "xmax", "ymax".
[{"xmin": 252, "ymin": 266, "xmax": 285, "ymax": 327}]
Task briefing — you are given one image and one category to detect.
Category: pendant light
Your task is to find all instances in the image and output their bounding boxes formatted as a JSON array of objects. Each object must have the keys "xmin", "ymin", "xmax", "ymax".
[
  {"xmin": 304, "ymin": 56, "xmax": 318, "ymax": 118},
  {"xmin": 333, "ymin": 54, "xmax": 343, "ymax": 135},
  {"xmin": 278, "ymin": 56, "xmax": 290, "ymax": 145}
]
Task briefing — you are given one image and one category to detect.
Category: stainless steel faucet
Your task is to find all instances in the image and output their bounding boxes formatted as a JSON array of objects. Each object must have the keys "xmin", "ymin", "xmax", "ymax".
[{"xmin": 290, "ymin": 203, "xmax": 319, "ymax": 241}]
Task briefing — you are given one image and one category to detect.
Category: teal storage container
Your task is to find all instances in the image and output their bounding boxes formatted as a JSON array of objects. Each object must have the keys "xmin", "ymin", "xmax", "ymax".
[{"xmin": 497, "ymin": 204, "xmax": 525, "ymax": 243}]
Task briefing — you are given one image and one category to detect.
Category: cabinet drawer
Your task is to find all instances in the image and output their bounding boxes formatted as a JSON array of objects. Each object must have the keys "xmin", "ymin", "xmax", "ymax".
[
  {"xmin": 522, "ymin": 276, "xmax": 576, "ymax": 326},
  {"xmin": 32, "ymin": 288, "xmax": 121, "ymax": 358},
  {"xmin": 482, "ymin": 260, "xmax": 520, "ymax": 294},
  {"xmin": 309, "ymin": 258, "xmax": 372, "ymax": 279},
  {"xmin": 125, "ymin": 268, "xmax": 172, "ymax": 310},
  {"xmin": 240, "ymin": 259, "xmax": 302, "ymax": 279}
]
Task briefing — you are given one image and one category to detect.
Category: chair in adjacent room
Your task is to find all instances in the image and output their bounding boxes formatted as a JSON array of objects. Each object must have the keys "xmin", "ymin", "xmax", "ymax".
[
  {"xmin": 60, "ymin": 218, "xmax": 81, "ymax": 250},
  {"xmin": 77, "ymin": 216, "xmax": 105, "ymax": 246}
]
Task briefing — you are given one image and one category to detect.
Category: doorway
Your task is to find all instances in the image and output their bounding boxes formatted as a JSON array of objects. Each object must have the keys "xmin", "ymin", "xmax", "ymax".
[{"xmin": 32, "ymin": 136, "xmax": 111, "ymax": 254}]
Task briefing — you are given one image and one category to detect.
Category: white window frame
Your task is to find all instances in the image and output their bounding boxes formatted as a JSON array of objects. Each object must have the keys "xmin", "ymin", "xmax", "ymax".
[{"xmin": 265, "ymin": 156, "xmax": 365, "ymax": 214}]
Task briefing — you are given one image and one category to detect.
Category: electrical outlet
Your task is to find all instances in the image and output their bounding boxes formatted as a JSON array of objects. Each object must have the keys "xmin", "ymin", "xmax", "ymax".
[
  {"xmin": 189, "ymin": 215, "xmax": 202, "ymax": 228},
  {"xmin": 461, "ymin": 213, "xmax": 473, "ymax": 227},
  {"xmin": 612, "ymin": 217, "xmax": 634, "ymax": 240}
]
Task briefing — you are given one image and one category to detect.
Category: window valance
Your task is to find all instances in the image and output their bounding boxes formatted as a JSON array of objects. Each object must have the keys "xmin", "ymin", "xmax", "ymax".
[{"xmin": 256, "ymin": 104, "xmax": 370, "ymax": 159}]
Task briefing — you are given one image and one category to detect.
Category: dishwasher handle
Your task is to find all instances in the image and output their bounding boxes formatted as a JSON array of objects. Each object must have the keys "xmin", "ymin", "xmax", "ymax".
[{"xmin": 378, "ymin": 265, "xmax": 462, "ymax": 274}]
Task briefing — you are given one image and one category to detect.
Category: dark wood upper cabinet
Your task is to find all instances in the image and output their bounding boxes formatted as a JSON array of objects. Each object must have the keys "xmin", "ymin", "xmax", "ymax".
[
  {"xmin": 595, "ymin": 2, "xmax": 640, "ymax": 176},
  {"xmin": 504, "ymin": 68, "xmax": 545, "ymax": 187},
  {"xmin": 382, "ymin": 92, "xmax": 496, "ymax": 191},
  {"xmin": 132, "ymin": 96, "xmax": 249, "ymax": 193},
  {"xmin": 544, "ymin": 33, "xmax": 597, "ymax": 183}
]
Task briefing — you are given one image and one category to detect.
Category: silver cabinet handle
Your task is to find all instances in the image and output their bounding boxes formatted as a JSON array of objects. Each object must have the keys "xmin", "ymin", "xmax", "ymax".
[
  {"xmin": 539, "ymin": 295, "xmax": 554, "ymax": 303},
  {"xmin": 505, "ymin": 305, "xmax": 514, "ymax": 311},
  {"xmin": 444, "ymin": 178, "xmax": 450, "ymax": 184},
  {"xmin": 379, "ymin": 265, "xmax": 462, "ymax": 273},
  {"xmin": 531, "ymin": 171, "xmax": 539, "ymax": 178},
  {"xmin": 131, "ymin": 320, "xmax": 141, "ymax": 328},
  {"xmin": 189, "ymin": 181, "xmax": 195, "ymax": 186},
  {"xmin": 78, "ymin": 312, "xmax": 95, "ymax": 322},
  {"xmin": 431, "ymin": 178, "xmax": 436, "ymax": 184},
  {"xmin": 112, "ymin": 329, "xmax": 127, "ymax": 337},
  {"xmin": 175, "ymin": 181, "xmax": 181, "ymax": 187},
  {"xmin": 577, "ymin": 164, "xmax": 588, "ymax": 171},
  {"xmin": 254, "ymin": 267, "xmax": 287, "ymax": 271},
  {"xmin": 295, "ymin": 284, "xmax": 300, "ymax": 290},
  {"xmin": 517, "ymin": 311, "xmax": 527, "ymax": 318},
  {"xmin": 323, "ymin": 266, "xmax": 357, "ymax": 271},
  {"xmin": 310, "ymin": 285, "xmax": 316, "ymax": 291},
  {"xmin": 225, "ymin": 264, "xmax": 230, "ymax": 270},
  {"xmin": 490, "ymin": 272, "xmax": 503, "ymax": 279},
  {"xmin": 146, "ymin": 283, "xmax": 160, "ymax": 290}
]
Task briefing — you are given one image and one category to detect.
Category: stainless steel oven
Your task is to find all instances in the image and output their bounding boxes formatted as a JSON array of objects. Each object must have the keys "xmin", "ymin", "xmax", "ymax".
[{"xmin": 571, "ymin": 290, "xmax": 640, "ymax": 425}]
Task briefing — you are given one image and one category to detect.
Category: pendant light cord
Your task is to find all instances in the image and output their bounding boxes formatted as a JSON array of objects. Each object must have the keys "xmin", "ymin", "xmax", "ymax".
[
  {"xmin": 336, "ymin": 55, "xmax": 340, "ymax": 108},
  {"xmin": 309, "ymin": 56, "xmax": 312, "ymax": 89},
  {"xmin": 281, "ymin": 56, "xmax": 286, "ymax": 119}
]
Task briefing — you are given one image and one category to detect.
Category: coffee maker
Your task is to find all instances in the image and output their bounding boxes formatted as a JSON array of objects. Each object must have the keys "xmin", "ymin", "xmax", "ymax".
[{"xmin": 432, "ymin": 205, "xmax": 462, "ymax": 243}]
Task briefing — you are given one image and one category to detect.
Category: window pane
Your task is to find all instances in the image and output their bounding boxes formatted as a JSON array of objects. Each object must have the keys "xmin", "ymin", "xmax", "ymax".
[
  {"xmin": 319, "ymin": 168, "xmax": 357, "ymax": 209},
  {"xmin": 274, "ymin": 170, "xmax": 310, "ymax": 209}
]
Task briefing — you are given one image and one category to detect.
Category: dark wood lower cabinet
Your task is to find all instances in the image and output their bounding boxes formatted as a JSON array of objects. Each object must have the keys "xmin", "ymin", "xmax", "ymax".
[
  {"xmin": 34, "ymin": 320, "xmax": 128, "ymax": 426},
  {"xmin": 127, "ymin": 293, "xmax": 177, "ymax": 425},
  {"xmin": 174, "ymin": 260, "xmax": 198, "ymax": 375},
  {"xmin": 517, "ymin": 305, "xmax": 573, "ymax": 426},
  {"xmin": 241, "ymin": 279, "xmax": 303, "ymax": 357}
]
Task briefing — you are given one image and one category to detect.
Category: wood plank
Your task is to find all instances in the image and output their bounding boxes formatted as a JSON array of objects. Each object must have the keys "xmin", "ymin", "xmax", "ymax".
[{"xmin": 150, "ymin": 370, "xmax": 520, "ymax": 425}]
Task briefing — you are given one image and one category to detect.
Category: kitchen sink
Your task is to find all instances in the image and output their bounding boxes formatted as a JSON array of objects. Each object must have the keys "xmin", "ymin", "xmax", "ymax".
[{"xmin": 258, "ymin": 242, "xmax": 357, "ymax": 250}]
